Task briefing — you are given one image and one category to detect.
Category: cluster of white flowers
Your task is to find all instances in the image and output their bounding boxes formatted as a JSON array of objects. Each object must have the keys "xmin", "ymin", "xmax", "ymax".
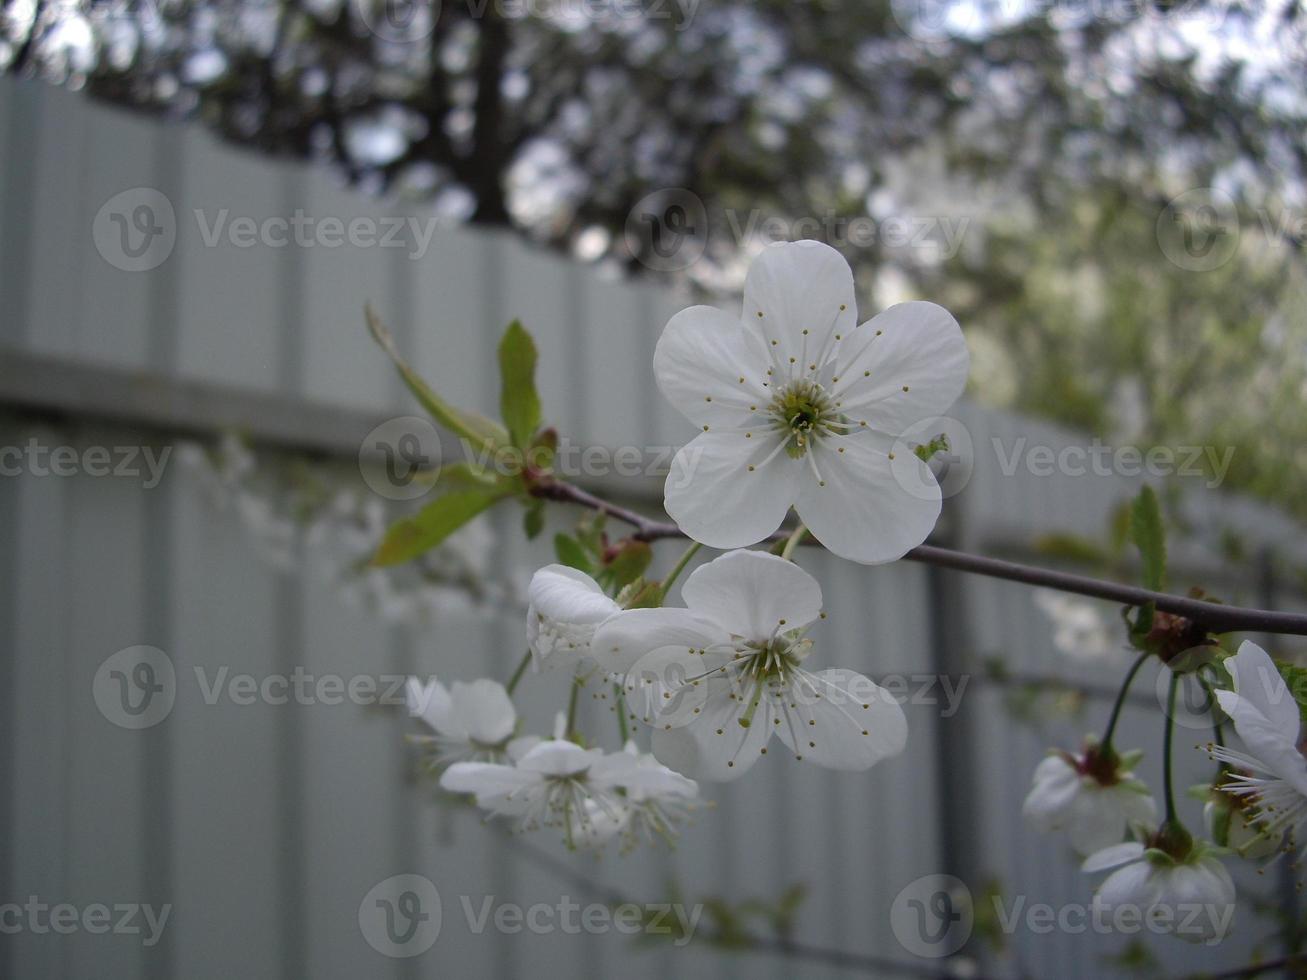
[
  {"xmin": 1023, "ymin": 640, "xmax": 1307, "ymax": 944},
  {"xmin": 407, "ymin": 678, "xmax": 699, "ymax": 851},
  {"xmin": 414, "ymin": 240, "xmax": 970, "ymax": 849}
]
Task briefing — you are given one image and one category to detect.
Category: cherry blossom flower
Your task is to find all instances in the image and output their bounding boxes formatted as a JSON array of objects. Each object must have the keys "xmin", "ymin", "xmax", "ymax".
[
  {"xmin": 440, "ymin": 736, "xmax": 697, "ymax": 850},
  {"xmin": 1208, "ymin": 640, "xmax": 1307, "ymax": 847},
  {"xmin": 405, "ymin": 677, "xmax": 531, "ymax": 765},
  {"xmin": 653, "ymin": 240, "xmax": 969, "ymax": 564},
  {"xmin": 1083, "ymin": 839, "xmax": 1236, "ymax": 944},
  {"xmin": 1023, "ymin": 742, "xmax": 1157, "ymax": 854},
  {"xmin": 527, "ymin": 564, "xmax": 623, "ymax": 671},
  {"xmin": 593, "ymin": 549, "xmax": 907, "ymax": 780}
]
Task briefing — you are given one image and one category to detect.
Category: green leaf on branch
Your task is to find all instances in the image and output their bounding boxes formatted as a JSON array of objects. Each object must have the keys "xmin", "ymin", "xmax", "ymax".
[
  {"xmin": 601, "ymin": 539, "xmax": 652, "ymax": 591},
  {"xmin": 554, "ymin": 533, "xmax": 594, "ymax": 573},
  {"xmin": 1130, "ymin": 485, "xmax": 1167, "ymax": 592},
  {"xmin": 498, "ymin": 320, "xmax": 542, "ymax": 450},
  {"xmin": 523, "ymin": 500, "xmax": 545, "ymax": 540},
  {"xmin": 365, "ymin": 305, "xmax": 509, "ymax": 455},
  {"xmin": 372, "ymin": 487, "xmax": 509, "ymax": 566},
  {"xmin": 431, "ymin": 460, "xmax": 507, "ymax": 491}
]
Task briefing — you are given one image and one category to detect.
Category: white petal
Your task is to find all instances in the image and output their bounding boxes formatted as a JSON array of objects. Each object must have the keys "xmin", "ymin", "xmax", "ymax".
[
  {"xmin": 833, "ymin": 302, "xmax": 969, "ymax": 436},
  {"xmin": 1022, "ymin": 755, "xmax": 1081, "ymax": 829},
  {"xmin": 1095, "ymin": 859, "xmax": 1158, "ymax": 908},
  {"xmin": 440, "ymin": 761, "xmax": 537, "ymax": 801},
  {"xmin": 775, "ymin": 668, "xmax": 907, "ymax": 771},
  {"xmin": 1215, "ymin": 687, "xmax": 1307, "ymax": 798},
  {"xmin": 664, "ymin": 431, "xmax": 801, "ymax": 549},
  {"xmin": 664, "ymin": 691, "xmax": 774, "ymax": 781},
  {"xmin": 405, "ymin": 676, "xmax": 462, "ymax": 738},
  {"xmin": 516, "ymin": 739, "xmax": 601, "ymax": 777},
  {"xmin": 796, "ymin": 432, "xmax": 941, "ymax": 564},
  {"xmin": 506, "ymin": 735, "xmax": 541, "ymax": 763},
  {"xmin": 528, "ymin": 565, "xmax": 620, "ymax": 625},
  {"xmin": 449, "ymin": 679, "xmax": 517, "ymax": 745},
  {"xmin": 653, "ymin": 305, "xmax": 772, "ymax": 428},
  {"xmin": 623, "ymin": 644, "xmax": 720, "ymax": 728},
  {"xmin": 1066, "ymin": 787, "xmax": 1137, "ymax": 855},
  {"xmin": 592, "ymin": 607, "xmax": 727, "ymax": 676},
  {"xmin": 526, "ymin": 565, "xmax": 622, "ymax": 670},
  {"xmin": 742, "ymin": 240, "xmax": 857, "ymax": 370},
  {"xmin": 1226, "ymin": 641, "xmax": 1301, "ymax": 743},
  {"xmin": 1082, "ymin": 841, "xmax": 1146, "ymax": 873},
  {"xmin": 681, "ymin": 549, "xmax": 824, "ymax": 638}
]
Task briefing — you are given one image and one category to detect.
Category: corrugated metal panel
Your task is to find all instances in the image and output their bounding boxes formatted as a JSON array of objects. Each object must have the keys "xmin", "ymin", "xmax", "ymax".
[{"xmin": 2, "ymin": 75, "xmax": 1304, "ymax": 980}]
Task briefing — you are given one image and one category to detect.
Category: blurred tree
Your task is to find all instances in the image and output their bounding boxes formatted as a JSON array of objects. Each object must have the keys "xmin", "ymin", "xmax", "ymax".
[{"xmin": 3, "ymin": 0, "xmax": 1305, "ymax": 513}]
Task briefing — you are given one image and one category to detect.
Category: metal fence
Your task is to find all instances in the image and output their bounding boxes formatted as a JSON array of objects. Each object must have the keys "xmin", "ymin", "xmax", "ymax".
[{"xmin": 2, "ymin": 75, "xmax": 1306, "ymax": 979}]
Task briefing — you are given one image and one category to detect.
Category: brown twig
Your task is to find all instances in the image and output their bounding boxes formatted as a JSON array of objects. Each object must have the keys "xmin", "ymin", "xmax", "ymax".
[{"xmin": 530, "ymin": 479, "xmax": 1307, "ymax": 637}]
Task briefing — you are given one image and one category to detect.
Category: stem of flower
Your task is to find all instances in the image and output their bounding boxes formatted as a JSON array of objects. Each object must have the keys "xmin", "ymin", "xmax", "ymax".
[
  {"xmin": 659, "ymin": 540, "xmax": 702, "ymax": 602},
  {"xmin": 1100, "ymin": 649, "xmax": 1151, "ymax": 757},
  {"xmin": 1163, "ymin": 670, "xmax": 1180, "ymax": 825},
  {"xmin": 614, "ymin": 683, "xmax": 629, "ymax": 744},
  {"xmin": 506, "ymin": 649, "xmax": 532, "ymax": 695},
  {"xmin": 565, "ymin": 669, "xmax": 584, "ymax": 740},
  {"xmin": 780, "ymin": 523, "xmax": 808, "ymax": 561},
  {"xmin": 1198, "ymin": 670, "xmax": 1226, "ymax": 750}
]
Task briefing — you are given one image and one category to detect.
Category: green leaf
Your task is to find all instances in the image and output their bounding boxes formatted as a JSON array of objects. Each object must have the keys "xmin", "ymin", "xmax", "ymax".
[
  {"xmin": 554, "ymin": 533, "xmax": 593, "ymax": 573},
  {"xmin": 371, "ymin": 487, "xmax": 509, "ymax": 566},
  {"xmin": 430, "ymin": 460, "xmax": 506, "ymax": 491},
  {"xmin": 1274, "ymin": 661, "xmax": 1307, "ymax": 729},
  {"xmin": 1129, "ymin": 485, "xmax": 1167, "ymax": 592},
  {"xmin": 498, "ymin": 320, "xmax": 542, "ymax": 450},
  {"xmin": 366, "ymin": 305, "xmax": 509, "ymax": 455},
  {"xmin": 601, "ymin": 539, "xmax": 652, "ymax": 591},
  {"xmin": 523, "ymin": 501, "xmax": 545, "ymax": 540}
]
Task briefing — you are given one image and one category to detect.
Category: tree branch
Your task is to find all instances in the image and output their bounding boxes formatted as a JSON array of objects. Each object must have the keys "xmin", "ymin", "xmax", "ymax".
[{"xmin": 531, "ymin": 479, "xmax": 1307, "ymax": 637}]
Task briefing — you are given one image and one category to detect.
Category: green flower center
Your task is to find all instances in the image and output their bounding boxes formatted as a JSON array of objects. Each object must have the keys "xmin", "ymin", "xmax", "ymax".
[{"xmin": 770, "ymin": 380, "xmax": 839, "ymax": 458}]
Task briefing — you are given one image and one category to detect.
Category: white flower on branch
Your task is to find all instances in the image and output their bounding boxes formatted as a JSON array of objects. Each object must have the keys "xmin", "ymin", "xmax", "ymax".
[
  {"xmin": 653, "ymin": 239, "xmax": 969, "ymax": 564},
  {"xmin": 1082, "ymin": 839, "xmax": 1236, "ymax": 944},
  {"xmin": 1208, "ymin": 640, "xmax": 1307, "ymax": 849},
  {"xmin": 405, "ymin": 677, "xmax": 533, "ymax": 766},
  {"xmin": 594, "ymin": 549, "xmax": 907, "ymax": 780},
  {"xmin": 439, "ymin": 738, "xmax": 697, "ymax": 850},
  {"xmin": 1023, "ymin": 743, "xmax": 1157, "ymax": 855},
  {"xmin": 526, "ymin": 564, "xmax": 622, "ymax": 672}
]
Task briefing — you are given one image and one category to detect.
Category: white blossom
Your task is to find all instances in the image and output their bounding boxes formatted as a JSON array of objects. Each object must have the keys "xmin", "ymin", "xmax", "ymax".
[
  {"xmin": 1083, "ymin": 840, "xmax": 1236, "ymax": 944},
  {"xmin": 1208, "ymin": 640, "xmax": 1307, "ymax": 847},
  {"xmin": 653, "ymin": 240, "xmax": 969, "ymax": 564},
  {"xmin": 405, "ymin": 677, "xmax": 530, "ymax": 765},
  {"xmin": 1023, "ymin": 745, "xmax": 1156, "ymax": 854},
  {"xmin": 593, "ymin": 549, "xmax": 907, "ymax": 780},
  {"xmin": 527, "ymin": 564, "xmax": 623, "ymax": 671}
]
